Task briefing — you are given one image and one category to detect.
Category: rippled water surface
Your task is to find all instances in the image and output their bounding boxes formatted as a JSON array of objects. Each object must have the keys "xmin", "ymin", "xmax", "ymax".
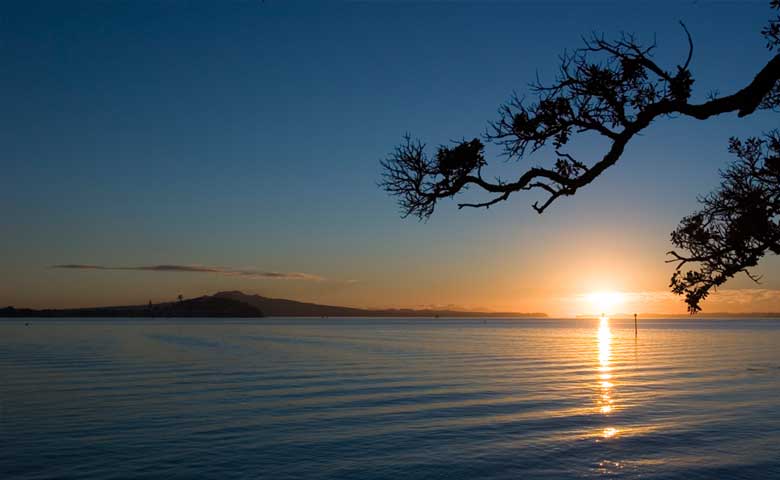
[{"xmin": 2, "ymin": 318, "xmax": 780, "ymax": 479}]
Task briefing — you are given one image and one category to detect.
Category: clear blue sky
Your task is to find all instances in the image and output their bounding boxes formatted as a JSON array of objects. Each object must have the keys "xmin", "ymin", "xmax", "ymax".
[{"xmin": 2, "ymin": 1, "xmax": 778, "ymax": 313}]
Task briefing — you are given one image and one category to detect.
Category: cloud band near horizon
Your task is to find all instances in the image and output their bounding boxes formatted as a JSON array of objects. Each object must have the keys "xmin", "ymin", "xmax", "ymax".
[{"xmin": 50, "ymin": 264, "xmax": 324, "ymax": 281}]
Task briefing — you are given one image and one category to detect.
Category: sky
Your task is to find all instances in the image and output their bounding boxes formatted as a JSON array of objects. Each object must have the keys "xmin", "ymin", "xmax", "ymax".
[{"xmin": 2, "ymin": 0, "xmax": 779, "ymax": 316}]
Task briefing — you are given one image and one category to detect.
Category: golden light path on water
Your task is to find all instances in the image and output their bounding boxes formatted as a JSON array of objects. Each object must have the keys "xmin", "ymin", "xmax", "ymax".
[{"xmin": 597, "ymin": 316, "xmax": 617, "ymax": 438}]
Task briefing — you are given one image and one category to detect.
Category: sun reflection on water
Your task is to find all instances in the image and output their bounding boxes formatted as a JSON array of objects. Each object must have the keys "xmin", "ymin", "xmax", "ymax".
[{"xmin": 597, "ymin": 316, "xmax": 619, "ymax": 438}]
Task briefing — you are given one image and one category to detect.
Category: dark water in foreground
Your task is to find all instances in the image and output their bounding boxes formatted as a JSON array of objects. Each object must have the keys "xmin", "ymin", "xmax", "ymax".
[{"xmin": 2, "ymin": 318, "xmax": 780, "ymax": 479}]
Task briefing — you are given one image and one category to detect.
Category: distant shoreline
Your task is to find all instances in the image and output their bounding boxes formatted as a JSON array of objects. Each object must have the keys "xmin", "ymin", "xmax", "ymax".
[{"xmin": 0, "ymin": 290, "xmax": 546, "ymax": 319}]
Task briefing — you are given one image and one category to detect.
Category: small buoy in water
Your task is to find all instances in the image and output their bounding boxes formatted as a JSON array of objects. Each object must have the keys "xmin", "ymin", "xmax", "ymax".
[{"xmin": 25, "ymin": 322, "xmax": 29, "ymax": 326}]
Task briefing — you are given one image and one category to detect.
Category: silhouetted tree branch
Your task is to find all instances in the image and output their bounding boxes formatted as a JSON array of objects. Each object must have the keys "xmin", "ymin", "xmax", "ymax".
[
  {"xmin": 668, "ymin": 132, "xmax": 780, "ymax": 313},
  {"xmin": 380, "ymin": 2, "xmax": 780, "ymax": 312}
]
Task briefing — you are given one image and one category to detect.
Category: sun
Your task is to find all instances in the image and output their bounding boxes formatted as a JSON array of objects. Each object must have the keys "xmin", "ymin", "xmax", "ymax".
[{"xmin": 586, "ymin": 291, "xmax": 625, "ymax": 316}]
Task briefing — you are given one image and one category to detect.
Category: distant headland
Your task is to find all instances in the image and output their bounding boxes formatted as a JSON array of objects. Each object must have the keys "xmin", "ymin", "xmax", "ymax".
[
  {"xmin": 0, "ymin": 291, "xmax": 547, "ymax": 319},
  {"xmin": 0, "ymin": 295, "xmax": 263, "ymax": 318}
]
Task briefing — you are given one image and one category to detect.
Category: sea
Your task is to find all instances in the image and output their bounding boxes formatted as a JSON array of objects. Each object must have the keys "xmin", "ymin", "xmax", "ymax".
[{"xmin": 1, "ymin": 317, "xmax": 779, "ymax": 479}]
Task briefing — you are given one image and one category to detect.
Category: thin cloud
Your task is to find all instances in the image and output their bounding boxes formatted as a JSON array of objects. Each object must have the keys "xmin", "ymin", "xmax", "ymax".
[
  {"xmin": 561, "ymin": 288, "xmax": 780, "ymax": 312},
  {"xmin": 621, "ymin": 289, "xmax": 780, "ymax": 305},
  {"xmin": 707, "ymin": 288, "xmax": 780, "ymax": 305},
  {"xmin": 51, "ymin": 264, "xmax": 324, "ymax": 281}
]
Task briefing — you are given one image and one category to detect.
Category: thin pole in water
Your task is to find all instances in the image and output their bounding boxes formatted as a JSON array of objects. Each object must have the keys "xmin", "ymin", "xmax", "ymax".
[{"xmin": 634, "ymin": 313, "xmax": 638, "ymax": 337}]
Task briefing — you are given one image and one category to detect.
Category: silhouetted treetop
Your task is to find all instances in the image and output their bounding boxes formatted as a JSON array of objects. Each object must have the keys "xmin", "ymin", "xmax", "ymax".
[
  {"xmin": 669, "ymin": 133, "xmax": 780, "ymax": 313},
  {"xmin": 381, "ymin": 2, "xmax": 780, "ymax": 312}
]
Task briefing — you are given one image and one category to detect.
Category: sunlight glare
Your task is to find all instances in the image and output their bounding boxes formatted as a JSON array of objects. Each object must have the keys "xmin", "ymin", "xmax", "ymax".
[
  {"xmin": 602, "ymin": 427, "xmax": 619, "ymax": 438},
  {"xmin": 587, "ymin": 291, "xmax": 625, "ymax": 315},
  {"xmin": 596, "ymin": 316, "xmax": 619, "ymax": 437}
]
